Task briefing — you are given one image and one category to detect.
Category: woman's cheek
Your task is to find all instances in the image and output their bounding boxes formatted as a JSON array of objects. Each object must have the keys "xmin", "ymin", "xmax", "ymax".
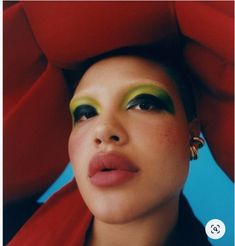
[
  {"xmin": 130, "ymin": 116, "xmax": 189, "ymax": 169},
  {"xmin": 68, "ymin": 125, "xmax": 92, "ymax": 170},
  {"xmin": 68, "ymin": 128, "xmax": 81, "ymax": 162},
  {"xmin": 131, "ymin": 117, "xmax": 178, "ymax": 145}
]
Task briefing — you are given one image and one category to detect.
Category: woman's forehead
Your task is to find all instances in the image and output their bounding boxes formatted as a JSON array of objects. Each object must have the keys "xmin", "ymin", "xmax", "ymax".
[{"xmin": 74, "ymin": 55, "xmax": 178, "ymax": 95}]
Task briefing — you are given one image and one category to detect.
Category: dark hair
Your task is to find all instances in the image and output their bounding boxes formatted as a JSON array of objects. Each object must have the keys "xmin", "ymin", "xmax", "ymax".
[{"xmin": 63, "ymin": 44, "xmax": 196, "ymax": 121}]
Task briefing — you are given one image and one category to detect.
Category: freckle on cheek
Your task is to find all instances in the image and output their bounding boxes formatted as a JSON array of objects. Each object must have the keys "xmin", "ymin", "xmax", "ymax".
[{"xmin": 143, "ymin": 122, "xmax": 179, "ymax": 148}]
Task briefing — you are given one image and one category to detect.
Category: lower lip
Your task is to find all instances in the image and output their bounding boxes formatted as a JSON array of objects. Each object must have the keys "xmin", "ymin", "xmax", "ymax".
[{"xmin": 90, "ymin": 170, "xmax": 137, "ymax": 187}]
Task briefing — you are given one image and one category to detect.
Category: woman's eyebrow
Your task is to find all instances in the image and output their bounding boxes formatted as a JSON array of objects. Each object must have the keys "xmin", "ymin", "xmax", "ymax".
[
  {"xmin": 69, "ymin": 96, "xmax": 101, "ymax": 113},
  {"xmin": 121, "ymin": 83, "xmax": 175, "ymax": 114}
]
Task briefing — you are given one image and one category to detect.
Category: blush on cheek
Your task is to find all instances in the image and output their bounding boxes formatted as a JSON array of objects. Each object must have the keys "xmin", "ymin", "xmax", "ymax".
[
  {"xmin": 68, "ymin": 128, "xmax": 92, "ymax": 184},
  {"xmin": 68, "ymin": 127, "xmax": 89, "ymax": 163}
]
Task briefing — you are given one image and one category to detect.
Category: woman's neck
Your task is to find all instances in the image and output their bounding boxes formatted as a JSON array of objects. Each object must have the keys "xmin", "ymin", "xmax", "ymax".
[{"xmin": 86, "ymin": 195, "xmax": 180, "ymax": 246}]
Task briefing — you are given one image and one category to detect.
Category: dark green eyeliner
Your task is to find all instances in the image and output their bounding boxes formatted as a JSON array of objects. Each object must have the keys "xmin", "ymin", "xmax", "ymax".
[{"xmin": 122, "ymin": 84, "xmax": 175, "ymax": 114}]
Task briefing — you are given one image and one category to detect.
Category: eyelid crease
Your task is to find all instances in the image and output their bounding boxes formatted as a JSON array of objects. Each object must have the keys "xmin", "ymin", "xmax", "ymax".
[{"xmin": 122, "ymin": 83, "xmax": 175, "ymax": 114}]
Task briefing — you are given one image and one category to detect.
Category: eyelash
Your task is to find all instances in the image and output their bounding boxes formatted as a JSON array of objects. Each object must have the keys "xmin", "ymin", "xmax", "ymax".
[
  {"xmin": 127, "ymin": 94, "xmax": 166, "ymax": 112},
  {"xmin": 72, "ymin": 94, "xmax": 164, "ymax": 123}
]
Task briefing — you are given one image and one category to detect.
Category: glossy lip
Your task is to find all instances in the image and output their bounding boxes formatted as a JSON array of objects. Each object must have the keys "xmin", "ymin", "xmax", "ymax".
[{"xmin": 88, "ymin": 152, "xmax": 139, "ymax": 187}]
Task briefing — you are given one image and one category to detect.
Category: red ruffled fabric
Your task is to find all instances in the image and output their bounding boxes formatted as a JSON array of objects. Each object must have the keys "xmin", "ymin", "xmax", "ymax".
[
  {"xmin": 4, "ymin": 1, "xmax": 234, "ymax": 206},
  {"xmin": 8, "ymin": 180, "xmax": 92, "ymax": 246}
]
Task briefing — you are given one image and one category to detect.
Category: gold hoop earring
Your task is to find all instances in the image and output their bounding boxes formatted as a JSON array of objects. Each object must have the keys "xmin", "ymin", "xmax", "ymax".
[
  {"xmin": 190, "ymin": 136, "xmax": 205, "ymax": 160},
  {"xmin": 190, "ymin": 145, "xmax": 198, "ymax": 160},
  {"xmin": 191, "ymin": 136, "xmax": 205, "ymax": 149}
]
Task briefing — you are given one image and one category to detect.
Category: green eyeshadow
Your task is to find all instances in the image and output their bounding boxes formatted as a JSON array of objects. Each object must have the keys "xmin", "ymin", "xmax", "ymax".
[
  {"xmin": 69, "ymin": 96, "xmax": 101, "ymax": 123},
  {"xmin": 122, "ymin": 84, "xmax": 175, "ymax": 114}
]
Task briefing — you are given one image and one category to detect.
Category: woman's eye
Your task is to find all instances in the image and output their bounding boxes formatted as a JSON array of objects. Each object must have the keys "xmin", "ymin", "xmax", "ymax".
[
  {"xmin": 127, "ymin": 94, "xmax": 166, "ymax": 112},
  {"xmin": 73, "ymin": 105, "xmax": 98, "ymax": 123}
]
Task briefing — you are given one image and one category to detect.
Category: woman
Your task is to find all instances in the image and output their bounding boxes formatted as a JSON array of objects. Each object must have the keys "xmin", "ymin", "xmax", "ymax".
[
  {"xmin": 4, "ymin": 2, "xmax": 233, "ymax": 245},
  {"xmin": 8, "ymin": 47, "xmax": 210, "ymax": 245}
]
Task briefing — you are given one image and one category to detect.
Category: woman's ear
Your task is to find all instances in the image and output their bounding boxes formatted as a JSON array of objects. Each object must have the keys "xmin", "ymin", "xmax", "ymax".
[{"xmin": 188, "ymin": 118, "xmax": 201, "ymax": 138}]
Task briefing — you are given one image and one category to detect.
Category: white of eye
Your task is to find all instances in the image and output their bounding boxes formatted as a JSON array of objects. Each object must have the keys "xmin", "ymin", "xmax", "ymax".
[{"xmin": 79, "ymin": 115, "xmax": 89, "ymax": 121}]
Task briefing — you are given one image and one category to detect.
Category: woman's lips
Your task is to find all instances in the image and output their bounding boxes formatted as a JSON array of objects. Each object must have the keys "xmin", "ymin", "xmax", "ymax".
[{"xmin": 88, "ymin": 152, "xmax": 139, "ymax": 187}]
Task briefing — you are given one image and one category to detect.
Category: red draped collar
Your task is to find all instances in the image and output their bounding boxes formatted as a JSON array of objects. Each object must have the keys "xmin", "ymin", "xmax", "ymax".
[{"xmin": 8, "ymin": 180, "xmax": 92, "ymax": 246}]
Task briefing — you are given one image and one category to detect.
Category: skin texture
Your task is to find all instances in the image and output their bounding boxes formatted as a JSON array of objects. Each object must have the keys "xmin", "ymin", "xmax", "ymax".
[{"xmin": 68, "ymin": 56, "xmax": 197, "ymax": 246}]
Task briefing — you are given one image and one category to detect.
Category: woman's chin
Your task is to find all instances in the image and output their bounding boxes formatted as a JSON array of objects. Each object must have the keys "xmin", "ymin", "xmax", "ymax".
[
  {"xmin": 93, "ymin": 210, "xmax": 137, "ymax": 225},
  {"xmin": 88, "ymin": 202, "xmax": 141, "ymax": 225}
]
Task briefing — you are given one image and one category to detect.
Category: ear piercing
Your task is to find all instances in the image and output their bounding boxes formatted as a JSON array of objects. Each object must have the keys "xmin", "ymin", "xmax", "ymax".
[{"xmin": 190, "ymin": 136, "xmax": 205, "ymax": 160}]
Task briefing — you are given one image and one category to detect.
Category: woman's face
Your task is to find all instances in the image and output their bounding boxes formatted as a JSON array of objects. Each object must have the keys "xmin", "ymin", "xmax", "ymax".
[{"xmin": 68, "ymin": 56, "xmax": 191, "ymax": 224}]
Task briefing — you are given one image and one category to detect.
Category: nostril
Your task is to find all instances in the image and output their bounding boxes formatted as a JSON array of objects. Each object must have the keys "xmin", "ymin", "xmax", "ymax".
[
  {"xmin": 110, "ymin": 135, "xmax": 120, "ymax": 142},
  {"xmin": 95, "ymin": 138, "xmax": 102, "ymax": 145},
  {"xmin": 94, "ymin": 135, "xmax": 120, "ymax": 145}
]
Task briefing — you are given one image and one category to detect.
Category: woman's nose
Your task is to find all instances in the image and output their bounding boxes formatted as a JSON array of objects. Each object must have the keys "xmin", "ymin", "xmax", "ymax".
[{"xmin": 94, "ymin": 120, "xmax": 128, "ymax": 147}]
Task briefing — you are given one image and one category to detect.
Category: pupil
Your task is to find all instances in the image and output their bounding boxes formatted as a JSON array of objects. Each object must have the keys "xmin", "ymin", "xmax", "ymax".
[{"xmin": 140, "ymin": 103, "xmax": 150, "ymax": 110}]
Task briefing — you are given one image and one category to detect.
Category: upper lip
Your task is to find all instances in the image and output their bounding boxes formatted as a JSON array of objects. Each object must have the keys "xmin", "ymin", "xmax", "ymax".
[{"xmin": 88, "ymin": 151, "xmax": 139, "ymax": 177}]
